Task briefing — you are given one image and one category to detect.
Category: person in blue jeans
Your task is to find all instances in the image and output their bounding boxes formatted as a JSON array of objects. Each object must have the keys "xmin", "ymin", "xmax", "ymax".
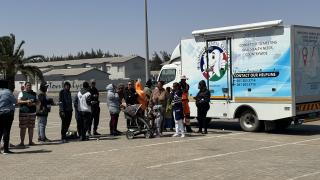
[{"xmin": 36, "ymin": 82, "xmax": 54, "ymax": 143}]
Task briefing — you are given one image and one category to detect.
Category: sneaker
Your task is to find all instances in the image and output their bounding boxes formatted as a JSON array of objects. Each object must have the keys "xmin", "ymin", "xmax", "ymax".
[
  {"xmin": 115, "ymin": 130, "xmax": 122, "ymax": 135},
  {"xmin": 86, "ymin": 132, "xmax": 92, "ymax": 137},
  {"xmin": 93, "ymin": 132, "xmax": 101, "ymax": 136},
  {"xmin": 181, "ymin": 134, "xmax": 185, "ymax": 138},
  {"xmin": 3, "ymin": 150, "xmax": 14, "ymax": 154},
  {"xmin": 44, "ymin": 138, "xmax": 52, "ymax": 142},
  {"xmin": 172, "ymin": 134, "xmax": 179, "ymax": 137},
  {"xmin": 16, "ymin": 143, "xmax": 25, "ymax": 148},
  {"xmin": 29, "ymin": 142, "xmax": 36, "ymax": 146}
]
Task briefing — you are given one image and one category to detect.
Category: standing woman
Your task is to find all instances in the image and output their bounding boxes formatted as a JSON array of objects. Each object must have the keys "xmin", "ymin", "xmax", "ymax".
[
  {"xmin": 36, "ymin": 82, "xmax": 54, "ymax": 142},
  {"xmin": 195, "ymin": 80, "xmax": 211, "ymax": 134},
  {"xmin": 17, "ymin": 82, "xmax": 37, "ymax": 146},
  {"xmin": 106, "ymin": 84, "xmax": 120, "ymax": 136},
  {"xmin": 149, "ymin": 81, "xmax": 167, "ymax": 137}
]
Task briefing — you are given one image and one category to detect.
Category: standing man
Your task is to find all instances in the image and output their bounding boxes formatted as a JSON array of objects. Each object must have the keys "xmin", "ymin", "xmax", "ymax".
[
  {"xmin": 36, "ymin": 82, "xmax": 54, "ymax": 142},
  {"xmin": 0, "ymin": 80, "xmax": 16, "ymax": 154},
  {"xmin": 88, "ymin": 79, "xmax": 100, "ymax": 136},
  {"xmin": 59, "ymin": 82, "xmax": 73, "ymax": 143},
  {"xmin": 77, "ymin": 82, "xmax": 93, "ymax": 141},
  {"xmin": 17, "ymin": 82, "xmax": 37, "ymax": 147},
  {"xmin": 179, "ymin": 75, "xmax": 193, "ymax": 133}
]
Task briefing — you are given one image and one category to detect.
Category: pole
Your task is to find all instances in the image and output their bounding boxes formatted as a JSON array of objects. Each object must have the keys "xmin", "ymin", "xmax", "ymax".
[{"xmin": 144, "ymin": 0, "xmax": 150, "ymax": 82}]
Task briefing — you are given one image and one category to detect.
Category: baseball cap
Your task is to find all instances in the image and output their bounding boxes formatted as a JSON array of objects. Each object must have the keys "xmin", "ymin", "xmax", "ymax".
[{"xmin": 180, "ymin": 75, "xmax": 188, "ymax": 80}]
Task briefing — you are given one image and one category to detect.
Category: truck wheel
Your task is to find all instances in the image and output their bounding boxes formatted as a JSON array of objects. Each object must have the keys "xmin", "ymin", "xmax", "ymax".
[
  {"xmin": 275, "ymin": 119, "xmax": 292, "ymax": 130},
  {"xmin": 239, "ymin": 110, "xmax": 261, "ymax": 132}
]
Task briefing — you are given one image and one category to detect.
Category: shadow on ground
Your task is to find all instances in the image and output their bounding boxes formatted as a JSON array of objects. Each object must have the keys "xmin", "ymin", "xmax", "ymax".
[{"xmin": 13, "ymin": 149, "xmax": 52, "ymax": 154}]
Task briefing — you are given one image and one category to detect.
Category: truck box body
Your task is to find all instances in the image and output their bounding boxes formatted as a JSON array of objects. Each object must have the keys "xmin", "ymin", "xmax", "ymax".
[{"xmin": 159, "ymin": 21, "xmax": 320, "ymax": 130}]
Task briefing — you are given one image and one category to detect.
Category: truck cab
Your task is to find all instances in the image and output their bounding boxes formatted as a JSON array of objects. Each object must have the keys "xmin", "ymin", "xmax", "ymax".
[{"xmin": 158, "ymin": 44, "xmax": 181, "ymax": 88}]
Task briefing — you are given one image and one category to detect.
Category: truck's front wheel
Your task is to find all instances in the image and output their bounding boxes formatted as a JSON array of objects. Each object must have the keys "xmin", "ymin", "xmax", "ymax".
[{"xmin": 239, "ymin": 110, "xmax": 261, "ymax": 132}]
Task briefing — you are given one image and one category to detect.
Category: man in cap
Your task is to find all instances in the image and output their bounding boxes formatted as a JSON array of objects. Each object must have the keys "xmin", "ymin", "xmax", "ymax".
[
  {"xmin": 36, "ymin": 82, "xmax": 54, "ymax": 142},
  {"xmin": 179, "ymin": 75, "xmax": 193, "ymax": 133}
]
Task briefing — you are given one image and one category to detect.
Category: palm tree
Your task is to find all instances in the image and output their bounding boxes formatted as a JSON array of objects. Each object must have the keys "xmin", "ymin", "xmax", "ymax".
[{"xmin": 0, "ymin": 34, "xmax": 44, "ymax": 91}]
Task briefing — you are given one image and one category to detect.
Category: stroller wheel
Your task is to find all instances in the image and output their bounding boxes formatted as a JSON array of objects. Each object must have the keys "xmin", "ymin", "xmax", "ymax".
[
  {"xmin": 144, "ymin": 130, "xmax": 153, "ymax": 139},
  {"xmin": 126, "ymin": 130, "xmax": 135, "ymax": 140}
]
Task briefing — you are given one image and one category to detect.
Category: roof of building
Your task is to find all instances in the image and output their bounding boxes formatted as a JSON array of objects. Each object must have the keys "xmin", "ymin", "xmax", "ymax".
[
  {"xmin": 43, "ymin": 67, "xmax": 110, "ymax": 76},
  {"xmin": 27, "ymin": 55, "xmax": 144, "ymax": 68}
]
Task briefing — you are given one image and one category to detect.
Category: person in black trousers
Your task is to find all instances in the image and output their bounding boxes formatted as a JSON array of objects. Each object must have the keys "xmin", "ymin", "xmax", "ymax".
[
  {"xmin": 77, "ymin": 82, "xmax": 93, "ymax": 141},
  {"xmin": 59, "ymin": 82, "xmax": 73, "ymax": 143},
  {"xmin": 88, "ymin": 79, "xmax": 100, "ymax": 135},
  {"xmin": 73, "ymin": 93, "xmax": 81, "ymax": 138},
  {"xmin": 195, "ymin": 80, "xmax": 211, "ymax": 134},
  {"xmin": 0, "ymin": 80, "xmax": 16, "ymax": 154}
]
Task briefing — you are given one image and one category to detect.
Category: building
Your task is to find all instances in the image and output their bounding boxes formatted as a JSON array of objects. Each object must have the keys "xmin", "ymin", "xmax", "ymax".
[
  {"xmin": 27, "ymin": 55, "xmax": 146, "ymax": 81},
  {"xmin": 15, "ymin": 55, "xmax": 146, "ymax": 92}
]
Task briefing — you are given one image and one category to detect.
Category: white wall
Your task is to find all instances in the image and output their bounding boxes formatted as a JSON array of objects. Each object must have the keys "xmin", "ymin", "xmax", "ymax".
[{"xmin": 109, "ymin": 65, "xmax": 125, "ymax": 80}]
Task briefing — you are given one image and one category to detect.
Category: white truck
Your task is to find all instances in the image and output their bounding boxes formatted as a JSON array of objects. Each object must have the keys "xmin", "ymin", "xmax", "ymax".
[{"xmin": 158, "ymin": 20, "xmax": 320, "ymax": 132}]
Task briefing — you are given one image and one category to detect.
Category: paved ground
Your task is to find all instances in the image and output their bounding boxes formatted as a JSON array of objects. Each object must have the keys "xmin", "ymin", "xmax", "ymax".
[{"xmin": 1, "ymin": 104, "xmax": 320, "ymax": 180}]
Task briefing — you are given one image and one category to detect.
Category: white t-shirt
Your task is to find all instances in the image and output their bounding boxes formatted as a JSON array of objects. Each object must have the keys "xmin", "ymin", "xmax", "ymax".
[
  {"xmin": 18, "ymin": 92, "xmax": 23, "ymax": 100},
  {"xmin": 18, "ymin": 91, "xmax": 37, "ymax": 100}
]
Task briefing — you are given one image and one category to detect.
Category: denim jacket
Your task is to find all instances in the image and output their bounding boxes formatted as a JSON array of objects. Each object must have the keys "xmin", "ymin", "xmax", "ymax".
[{"xmin": 0, "ymin": 89, "xmax": 16, "ymax": 114}]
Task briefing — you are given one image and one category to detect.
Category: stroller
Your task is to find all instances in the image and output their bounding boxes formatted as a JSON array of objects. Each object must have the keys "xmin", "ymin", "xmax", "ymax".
[{"xmin": 123, "ymin": 104, "xmax": 154, "ymax": 139}]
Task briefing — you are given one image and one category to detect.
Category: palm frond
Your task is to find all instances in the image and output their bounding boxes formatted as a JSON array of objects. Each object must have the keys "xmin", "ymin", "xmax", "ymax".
[
  {"xmin": 14, "ymin": 40, "xmax": 25, "ymax": 57},
  {"xmin": 18, "ymin": 65, "xmax": 44, "ymax": 82},
  {"xmin": 10, "ymin": 34, "xmax": 15, "ymax": 47},
  {"xmin": 23, "ymin": 55, "xmax": 45, "ymax": 63}
]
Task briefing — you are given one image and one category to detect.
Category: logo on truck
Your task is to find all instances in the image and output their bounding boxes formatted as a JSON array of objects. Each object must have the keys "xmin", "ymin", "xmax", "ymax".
[{"xmin": 199, "ymin": 46, "xmax": 228, "ymax": 81}]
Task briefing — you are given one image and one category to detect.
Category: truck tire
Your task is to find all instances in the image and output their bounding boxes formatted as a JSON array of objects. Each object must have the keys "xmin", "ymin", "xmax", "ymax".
[{"xmin": 239, "ymin": 110, "xmax": 261, "ymax": 132}]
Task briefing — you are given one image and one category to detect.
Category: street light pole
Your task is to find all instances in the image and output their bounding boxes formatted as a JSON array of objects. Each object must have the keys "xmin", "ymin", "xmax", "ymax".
[{"xmin": 144, "ymin": 0, "xmax": 150, "ymax": 82}]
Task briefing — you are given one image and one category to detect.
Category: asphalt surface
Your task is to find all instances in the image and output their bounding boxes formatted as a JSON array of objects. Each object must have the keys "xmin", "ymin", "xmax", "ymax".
[{"xmin": 1, "ymin": 104, "xmax": 320, "ymax": 180}]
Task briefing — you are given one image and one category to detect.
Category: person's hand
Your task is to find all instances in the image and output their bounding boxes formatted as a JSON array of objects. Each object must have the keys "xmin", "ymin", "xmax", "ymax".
[{"xmin": 60, "ymin": 111, "xmax": 65, "ymax": 118}]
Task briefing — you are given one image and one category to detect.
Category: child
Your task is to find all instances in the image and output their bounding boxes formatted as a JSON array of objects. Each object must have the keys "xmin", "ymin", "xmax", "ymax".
[
  {"xmin": 171, "ymin": 83, "xmax": 185, "ymax": 137},
  {"xmin": 164, "ymin": 87, "xmax": 173, "ymax": 132}
]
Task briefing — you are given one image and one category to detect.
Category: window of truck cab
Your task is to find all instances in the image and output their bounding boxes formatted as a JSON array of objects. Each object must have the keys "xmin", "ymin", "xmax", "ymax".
[{"xmin": 159, "ymin": 69, "xmax": 176, "ymax": 84}]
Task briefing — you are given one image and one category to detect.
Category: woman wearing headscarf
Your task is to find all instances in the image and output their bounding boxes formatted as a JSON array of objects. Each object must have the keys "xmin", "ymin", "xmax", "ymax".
[
  {"xmin": 106, "ymin": 84, "xmax": 121, "ymax": 136},
  {"xmin": 195, "ymin": 80, "xmax": 211, "ymax": 134},
  {"xmin": 149, "ymin": 81, "xmax": 167, "ymax": 137}
]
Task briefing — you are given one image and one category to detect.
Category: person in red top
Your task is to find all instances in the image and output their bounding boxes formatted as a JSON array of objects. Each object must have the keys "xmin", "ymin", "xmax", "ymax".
[{"xmin": 179, "ymin": 75, "xmax": 193, "ymax": 133}]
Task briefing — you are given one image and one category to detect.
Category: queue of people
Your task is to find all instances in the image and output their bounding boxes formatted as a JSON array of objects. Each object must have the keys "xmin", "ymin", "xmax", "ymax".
[{"xmin": 0, "ymin": 76, "xmax": 211, "ymax": 154}]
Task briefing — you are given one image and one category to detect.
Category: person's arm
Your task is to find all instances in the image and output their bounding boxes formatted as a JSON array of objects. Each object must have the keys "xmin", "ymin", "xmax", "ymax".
[
  {"xmin": 86, "ymin": 93, "xmax": 93, "ymax": 106},
  {"xmin": 17, "ymin": 92, "xmax": 31, "ymax": 105},
  {"xmin": 59, "ymin": 90, "xmax": 65, "ymax": 112},
  {"xmin": 204, "ymin": 90, "xmax": 211, "ymax": 103},
  {"xmin": 73, "ymin": 94, "xmax": 78, "ymax": 109},
  {"xmin": 9, "ymin": 91, "xmax": 17, "ymax": 106}
]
